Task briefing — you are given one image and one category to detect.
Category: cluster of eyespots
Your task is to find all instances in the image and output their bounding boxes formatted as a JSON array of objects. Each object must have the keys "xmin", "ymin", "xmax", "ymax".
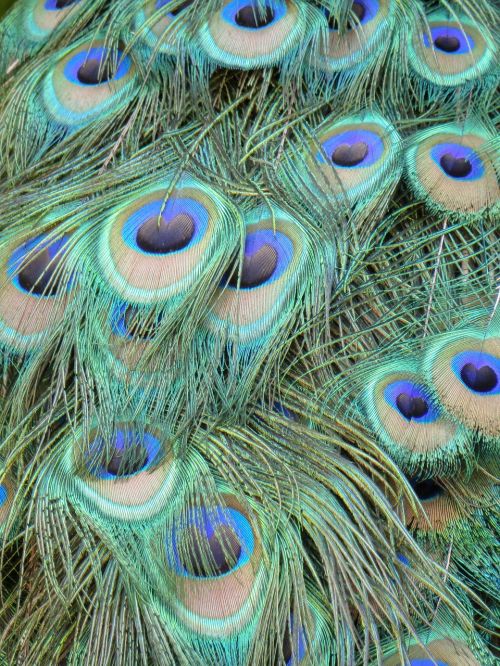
[
  {"xmin": 8, "ymin": 234, "xmax": 71, "ymax": 298},
  {"xmin": 85, "ymin": 429, "xmax": 161, "ymax": 479},
  {"xmin": 169, "ymin": 505, "xmax": 254, "ymax": 578}
]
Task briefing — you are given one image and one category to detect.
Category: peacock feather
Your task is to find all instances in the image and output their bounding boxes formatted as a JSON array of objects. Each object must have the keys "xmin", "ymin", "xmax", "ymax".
[{"xmin": 0, "ymin": 0, "xmax": 498, "ymax": 663}]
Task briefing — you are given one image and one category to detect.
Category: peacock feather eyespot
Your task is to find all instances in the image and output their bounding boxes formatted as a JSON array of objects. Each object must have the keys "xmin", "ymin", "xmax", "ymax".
[
  {"xmin": 403, "ymin": 467, "xmax": 494, "ymax": 534},
  {"xmin": 408, "ymin": 11, "xmax": 495, "ymax": 87},
  {"xmin": 452, "ymin": 351, "xmax": 500, "ymax": 396},
  {"xmin": 19, "ymin": 0, "xmax": 82, "ymax": 46},
  {"xmin": 309, "ymin": 112, "xmax": 402, "ymax": 205},
  {"xmin": 98, "ymin": 177, "xmax": 239, "ymax": 305},
  {"xmin": 382, "ymin": 633, "xmax": 484, "ymax": 666},
  {"xmin": 41, "ymin": 39, "xmax": 137, "ymax": 130},
  {"xmin": 409, "ymin": 477, "xmax": 444, "ymax": 503},
  {"xmin": 198, "ymin": 0, "xmax": 311, "ymax": 69},
  {"xmin": 85, "ymin": 429, "xmax": 162, "ymax": 480},
  {"xmin": 0, "ymin": 233, "xmax": 73, "ymax": 353},
  {"xmin": 405, "ymin": 123, "xmax": 499, "ymax": 217},
  {"xmin": 207, "ymin": 206, "xmax": 310, "ymax": 347},
  {"xmin": 166, "ymin": 495, "xmax": 264, "ymax": 634},
  {"xmin": 423, "ymin": 329, "xmax": 500, "ymax": 438},
  {"xmin": 8, "ymin": 234, "xmax": 72, "ymax": 299},
  {"xmin": 170, "ymin": 505, "xmax": 254, "ymax": 579},
  {"xmin": 67, "ymin": 424, "xmax": 177, "ymax": 520},
  {"xmin": 317, "ymin": 0, "xmax": 393, "ymax": 72},
  {"xmin": 363, "ymin": 362, "xmax": 466, "ymax": 475},
  {"xmin": 134, "ymin": 0, "xmax": 193, "ymax": 57},
  {"xmin": 325, "ymin": 0, "xmax": 378, "ymax": 32}
]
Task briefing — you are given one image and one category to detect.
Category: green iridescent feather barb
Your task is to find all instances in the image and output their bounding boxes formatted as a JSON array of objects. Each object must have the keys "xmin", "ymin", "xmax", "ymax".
[{"xmin": 0, "ymin": 0, "xmax": 498, "ymax": 663}]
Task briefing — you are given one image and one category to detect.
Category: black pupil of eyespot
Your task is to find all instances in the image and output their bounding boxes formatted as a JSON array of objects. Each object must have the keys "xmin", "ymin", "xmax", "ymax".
[
  {"xmin": 235, "ymin": 4, "xmax": 275, "ymax": 28},
  {"xmin": 227, "ymin": 243, "xmax": 278, "ymax": 288},
  {"xmin": 17, "ymin": 247, "xmax": 62, "ymax": 296},
  {"xmin": 180, "ymin": 524, "xmax": 242, "ymax": 577},
  {"xmin": 410, "ymin": 478, "xmax": 443, "ymax": 501},
  {"xmin": 395, "ymin": 393, "xmax": 429, "ymax": 420},
  {"xmin": 136, "ymin": 214, "xmax": 195, "ymax": 254},
  {"xmin": 331, "ymin": 141, "xmax": 368, "ymax": 167},
  {"xmin": 55, "ymin": 0, "xmax": 77, "ymax": 7},
  {"xmin": 439, "ymin": 153, "xmax": 472, "ymax": 178},
  {"xmin": 460, "ymin": 362, "xmax": 497, "ymax": 393},
  {"xmin": 77, "ymin": 57, "xmax": 114, "ymax": 85},
  {"xmin": 105, "ymin": 444, "xmax": 149, "ymax": 476},
  {"xmin": 328, "ymin": 2, "xmax": 365, "ymax": 30},
  {"xmin": 433, "ymin": 35, "xmax": 460, "ymax": 53}
]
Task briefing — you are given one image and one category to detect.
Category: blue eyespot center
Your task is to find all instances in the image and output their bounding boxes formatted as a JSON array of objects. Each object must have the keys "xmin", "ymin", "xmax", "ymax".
[
  {"xmin": 156, "ymin": 0, "xmax": 192, "ymax": 15},
  {"xmin": 409, "ymin": 660, "xmax": 449, "ymax": 666},
  {"xmin": 430, "ymin": 142, "xmax": 484, "ymax": 180},
  {"xmin": 318, "ymin": 129, "xmax": 384, "ymax": 169},
  {"xmin": 326, "ymin": 0, "xmax": 378, "ymax": 31},
  {"xmin": 452, "ymin": 351, "xmax": 500, "ymax": 395},
  {"xmin": 225, "ymin": 229, "xmax": 293, "ymax": 290},
  {"xmin": 121, "ymin": 197, "xmax": 208, "ymax": 256},
  {"xmin": 44, "ymin": 0, "xmax": 79, "ymax": 10},
  {"xmin": 0, "ymin": 485, "xmax": 8, "ymax": 508},
  {"xmin": 222, "ymin": 0, "xmax": 286, "ymax": 30},
  {"xmin": 170, "ymin": 506, "xmax": 254, "ymax": 579},
  {"xmin": 384, "ymin": 380, "xmax": 438, "ymax": 423},
  {"xmin": 283, "ymin": 613, "xmax": 307, "ymax": 665},
  {"xmin": 85, "ymin": 430, "xmax": 161, "ymax": 479},
  {"xmin": 409, "ymin": 478, "xmax": 444, "ymax": 502},
  {"xmin": 8, "ymin": 235, "xmax": 71, "ymax": 298},
  {"xmin": 422, "ymin": 26, "xmax": 475, "ymax": 55},
  {"xmin": 64, "ymin": 47, "xmax": 131, "ymax": 86}
]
